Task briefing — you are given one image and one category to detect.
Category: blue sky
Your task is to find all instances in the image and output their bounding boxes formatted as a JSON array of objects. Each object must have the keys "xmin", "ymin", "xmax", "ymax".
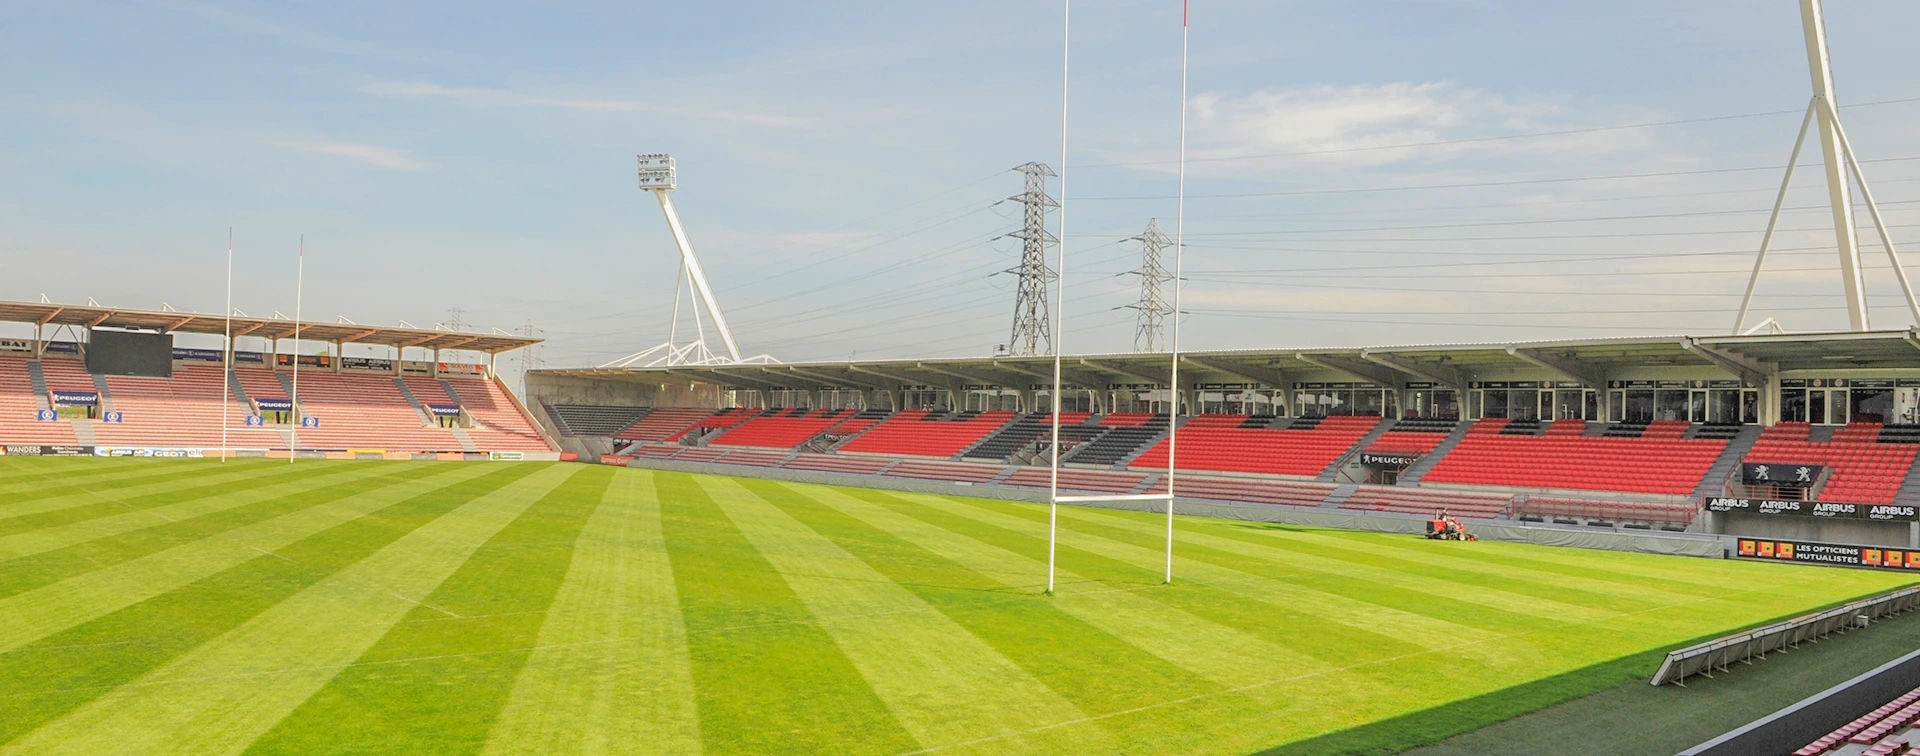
[{"xmin": 5, "ymin": 1, "xmax": 1920, "ymax": 381}]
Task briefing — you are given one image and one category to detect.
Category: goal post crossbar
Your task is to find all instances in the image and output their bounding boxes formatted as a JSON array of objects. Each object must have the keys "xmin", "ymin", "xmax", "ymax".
[{"xmin": 1053, "ymin": 493, "xmax": 1173, "ymax": 504}]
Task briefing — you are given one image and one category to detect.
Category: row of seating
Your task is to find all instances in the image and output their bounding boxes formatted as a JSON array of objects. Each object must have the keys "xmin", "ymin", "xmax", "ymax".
[
  {"xmin": 1423, "ymin": 418, "xmax": 1726, "ymax": 496},
  {"xmin": 1063, "ymin": 414, "xmax": 1170, "ymax": 466},
  {"xmin": 1795, "ymin": 684, "xmax": 1920, "ymax": 755},
  {"xmin": 610, "ymin": 443, "xmax": 1694, "ymax": 526},
  {"xmin": 545, "ymin": 404, "xmax": 651, "ymax": 436},
  {"xmin": 839, "ymin": 410, "xmax": 1017, "ymax": 458},
  {"xmin": 613, "ymin": 407, "xmax": 714, "ymax": 442},
  {"xmin": 1341, "ymin": 486, "xmax": 1512, "ymax": 520},
  {"xmin": 962, "ymin": 412, "xmax": 1094, "ymax": 461},
  {"xmin": 1745, "ymin": 422, "xmax": 1920, "ymax": 505},
  {"xmin": 710, "ymin": 408, "xmax": 858, "ymax": 449},
  {"xmin": 1130, "ymin": 414, "xmax": 1381, "ymax": 477},
  {"xmin": 0, "ymin": 354, "xmax": 551, "ymax": 452}
]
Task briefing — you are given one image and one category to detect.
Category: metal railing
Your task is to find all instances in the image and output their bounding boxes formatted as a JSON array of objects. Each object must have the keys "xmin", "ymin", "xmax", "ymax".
[{"xmin": 1652, "ymin": 585, "xmax": 1920, "ymax": 686}]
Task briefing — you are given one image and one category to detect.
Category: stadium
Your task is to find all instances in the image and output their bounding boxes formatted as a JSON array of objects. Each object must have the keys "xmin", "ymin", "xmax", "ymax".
[{"xmin": 11, "ymin": 1, "xmax": 1920, "ymax": 755}]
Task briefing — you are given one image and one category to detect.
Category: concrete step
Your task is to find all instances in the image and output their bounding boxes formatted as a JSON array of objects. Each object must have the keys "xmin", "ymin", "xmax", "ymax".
[
  {"xmin": 1398, "ymin": 421, "xmax": 1473, "ymax": 485},
  {"xmin": 1318, "ymin": 418, "xmax": 1396, "ymax": 482},
  {"xmin": 70, "ymin": 418, "xmax": 97, "ymax": 446},
  {"xmin": 392, "ymin": 377, "xmax": 433, "ymax": 423},
  {"xmin": 1692, "ymin": 425, "xmax": 1763, "ymax": 501},
  {"xmin": 1320, "ymin": 483, "xmax": 1359, "ymax": 509},
  {"xmin": 24, "ymin": 361, "xmax": 50, "ymax": 410},
  {"xmin": 89, "ymin": 373, "xmax": 118, "ymax": 414}
]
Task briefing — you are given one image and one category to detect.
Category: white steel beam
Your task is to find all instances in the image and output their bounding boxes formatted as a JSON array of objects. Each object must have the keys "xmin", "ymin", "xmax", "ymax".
[
  {"xmin": 654, "ymin": 191, "xmax": 743, "ymax": 361},
  {"xmin": 1801, "ymin": 0, "xmax": 1868, "ymax": 330}
]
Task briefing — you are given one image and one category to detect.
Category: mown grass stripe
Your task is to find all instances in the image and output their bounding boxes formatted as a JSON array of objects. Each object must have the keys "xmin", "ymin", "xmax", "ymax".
[
  {"xmin": 898, "ymin": 492, "xmax": 1504, "ymax": 652},
  {"xmin": 483, "ymin": 469, "xmax": 703, "ymax": 756},
  {"xmin": 0, "ymin": 460, "xmax": 286, "ymax": 527},
  {"xmin": 655, "ymin": 472, "xmax": 917, "ymax": 756},
  {"xmin": 0, "ymin": 461, "xmax": 349, "ymax": 537},
  {"xmin": 0, "ymin": 463, "xmax": 465, "ymax": 600},
  {"xmin": 697, "ymin": 476, "xmax": 1105, "ymax": 753},
  {"xmin": 2, "ymin": 464, "xmax": 579, "ymax": 756},
  {"xmin": 0, "ymin": 458, "xmax": 194, "ymax": 493},
  {"xmin": 754, "ymin": 481, "xmax": 1224, "ymax": 721},
  {"xmin": 0, "ymin": 463, "xmax": 528, "ymax": 745},
  {"xmin": 1045, "ymin": 506, "xmax": 1643, "ymax": 621},
  {"xmin": 0, "ymin": 462, "xmax": 400, "ymax": 563},
  {"xmin": 243, "ymin": 465, "xmax": 611, "ymax": 755},
  {"xmin": 802, "ymin": 483, "xmax": 1332, "ymax": 690}
]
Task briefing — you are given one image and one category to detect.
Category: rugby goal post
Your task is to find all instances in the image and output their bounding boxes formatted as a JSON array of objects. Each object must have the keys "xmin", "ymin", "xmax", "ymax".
[{"xmin": 1044, "ymin": 0, "xmax": 1192, "ymax": 592}]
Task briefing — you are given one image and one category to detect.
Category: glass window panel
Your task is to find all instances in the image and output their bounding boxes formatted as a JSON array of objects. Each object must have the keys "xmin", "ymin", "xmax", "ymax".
[
  {"xmin": 1853, "ymin": 388, "xmax": 1894, "ymax": 424},
  {"xmin": 1625, "ymin": 390, "xmax": 1656, "ymax": 423},
  {"xmin": 1781, "ymin": 388, "xmax": 1808, "ymax": 422},
  {"xmin": 1484, "ymin": 390, "xmax": 1509, "ymax": 419}
]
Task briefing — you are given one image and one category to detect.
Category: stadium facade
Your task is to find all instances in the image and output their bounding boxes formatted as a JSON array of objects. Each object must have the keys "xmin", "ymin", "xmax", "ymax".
[{"xmin": 527, "ymin": 328, "xmax": 1920, "ymax": 561}]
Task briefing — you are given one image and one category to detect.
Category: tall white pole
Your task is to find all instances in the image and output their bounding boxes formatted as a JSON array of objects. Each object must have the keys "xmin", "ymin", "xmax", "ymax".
[
  {"xmin": 290, "ymin": 235, "xmax": 303, "ymax": 463},
  {"xmin": 1800, "ymin": 0, "xmax": 1868, "ymax": 330},
  {"xmin": 656, "ymin": 191, "xmax": 742, "ymax": 361},
  {"xmin": 1046, "ymin": 0, "xmax": 1070, "ymax": 596},
  {"xmin": 221, "ymin": 228, "xmax": 233, "ymax": 463},
  {"xmin": 1166, "ymin": 0, "xmax": 1190, "ymax": 586},
  {"xmin": 1819, "ymin": 98, "xmax": 1920, "ymax": 327}
]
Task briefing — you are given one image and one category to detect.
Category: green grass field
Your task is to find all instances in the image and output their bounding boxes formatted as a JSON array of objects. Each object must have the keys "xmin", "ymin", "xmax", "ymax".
[{"xmin": 0, "ymin": 456, "xmax": 1910, "ymax": 755}]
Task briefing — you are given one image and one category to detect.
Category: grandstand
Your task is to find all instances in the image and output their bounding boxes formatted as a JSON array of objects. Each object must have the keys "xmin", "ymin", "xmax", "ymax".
[
  {"xmin": 0, "ymin": 300, "xmax": 557, "ymax": 458},
  {"xmin": 536, "ymin": 330, "xmax": 1920, "ymax": 546}
]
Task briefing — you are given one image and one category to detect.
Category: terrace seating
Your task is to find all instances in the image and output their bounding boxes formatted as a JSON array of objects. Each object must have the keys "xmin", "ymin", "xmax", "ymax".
[
  {"xmin": 1143, "ymin": 475, "xmax": 1335, "ymax": 508},
  {"xmin": 999, "ymin": 467, "xmax": 1147, "ymax": 494},
  {"xmin": 882, "ymin": 459, "xmax": 1007, "ymax": 483},
  {"xmin": 839, "ymin": 410, "xmax": 1017, "ymax": 458},
  {"xmin": 713, "ymin": 449, "xmax": 790, "ymax": 467},
  {"xmin": 1340, "ymin": 486, "xmax": 1513, "ymax": 519},
  {"xmin": 963, "ymin": 412, "xmax": 1094, "ymax": 461},
  {"xmin": 442, "ymin": 376, "xmax": 553, "ymax": 452},
  {"xmin": 1129, "ymin": 414, "xmax": 1381, "ymax": 477},
  {"xmin": 1744, "ymin": 421, "xmax": 1920, "ymax": 505},
  {"xmin": 1062, "ymin": 414, "xmax": 1170, "ymax": 467},
  {"xmin": 1366, "ymin": 419, "xmax": 1457, "ymax": 456},
  {"xmin": 286, "ymin": 370, "xmax": 463, "ymax": 451},
  {"xmin": 614, "ymin": 408, "xmax": 716, "ymax": 442},
  {"xmin": 0, "ymin": 356, "xmax": 75, "ymax": 445},
  {"xmin": 1515, "ymin": 496, "xmax": 1697, "ymax": 529},
  {"xmin": 1794, "ymin": 684, "xmax": 1920, "ymax": 755},
  {"xmin": 546, "ymin": 404, "xmax": 651, "ymax": 436},
  {"xmin": 93, "ymin": 364, "xmax": 283, "ymax": 449},
  {"xmin": 667, "ymin": 407, "xmax": 758, "ymax": 443},
  {"xmin": 1422, "ymin": 418, "xmax": 1726, "ymax": 496},
  {"xmin": 817, "ymin": 409, "xmax": 891, "ymax": 447},
  {"xmin": 710, "ymin": 408, "xmax": 857, "ymax": 449},
  {"xmin": 780, "ymin": 454, "xmax": 896, "ymax": 475}
]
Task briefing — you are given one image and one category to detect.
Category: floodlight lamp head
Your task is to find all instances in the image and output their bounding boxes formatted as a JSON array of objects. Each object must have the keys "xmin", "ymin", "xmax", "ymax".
[{"xmin": 637, "ymin": 153, "xmax": 677, "ymax": 190}]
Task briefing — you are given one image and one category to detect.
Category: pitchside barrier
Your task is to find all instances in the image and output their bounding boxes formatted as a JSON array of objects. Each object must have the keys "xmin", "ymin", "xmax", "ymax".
[{"xmin": 1652, "ymin": 585, "xmax": 1920, "ymax": 687}]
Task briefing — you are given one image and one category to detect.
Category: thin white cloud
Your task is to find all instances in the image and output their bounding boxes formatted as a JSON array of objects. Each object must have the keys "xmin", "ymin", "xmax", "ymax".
[
  {"xmin": 278, "ymin": 140, "xmax": 427, "ymax": 171},
  {"xmin": 1180, "ymin": 81, "xmax": 1653, "ymax": 169},
  {"xmin": 362, "ymin": 81, "xmax": 818, "ymax": 129}
]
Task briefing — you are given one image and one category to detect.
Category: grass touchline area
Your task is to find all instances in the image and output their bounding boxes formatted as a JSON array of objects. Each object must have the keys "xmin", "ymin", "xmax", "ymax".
[{"xmin": 0, "ymin": 457, "xmax": 1910, "ymax": 756}]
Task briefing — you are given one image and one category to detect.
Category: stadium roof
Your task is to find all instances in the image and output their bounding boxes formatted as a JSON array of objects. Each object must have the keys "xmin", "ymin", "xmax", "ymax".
[
  {"xmin": 0, "ymin": 300, "xmax": 540, "ymax": 354},
  {"xmin": 537, "ymin": 329, "xmax": 1920, "ymax": 390}
]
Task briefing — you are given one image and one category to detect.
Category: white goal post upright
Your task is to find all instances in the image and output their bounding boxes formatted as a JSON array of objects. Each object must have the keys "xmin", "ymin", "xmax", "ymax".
[{"xmin": 1046, "ymin": 0, "xmax": 1191, "ymax": 593}]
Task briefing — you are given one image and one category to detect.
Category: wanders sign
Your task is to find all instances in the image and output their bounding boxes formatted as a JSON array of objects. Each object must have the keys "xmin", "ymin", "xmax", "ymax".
[{"xmin": 1708, "ymin": 497, "xmax": 1920, "ymax": 522}]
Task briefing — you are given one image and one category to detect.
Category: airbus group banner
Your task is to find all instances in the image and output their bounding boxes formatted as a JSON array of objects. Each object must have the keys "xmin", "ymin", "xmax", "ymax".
[
  {"xmin": 1707, "ymin": 497, "xmax": 1920, "ymax": 522},
  {"xmin": 1738, "ymin": 538, "xmax": 1920, "ymax": 571}
]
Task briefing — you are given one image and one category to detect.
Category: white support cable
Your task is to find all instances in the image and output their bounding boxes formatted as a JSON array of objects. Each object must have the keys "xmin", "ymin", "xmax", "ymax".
[
  {"xmin": 1046, "ymin": 0, "xmax": 1070, "ymax": 597},
  {"xmin": 1734, "ymin": 98, "xmax": 1817, "ymax": 335},
  {"xmin": 1818, "ymin": 96, "xmax": 1920, "ymax": 327}
]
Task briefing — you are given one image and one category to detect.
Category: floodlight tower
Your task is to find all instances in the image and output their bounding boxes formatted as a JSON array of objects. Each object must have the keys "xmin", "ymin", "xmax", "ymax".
[
  {"xmin": 604, "ymin": 154, "xmax": 773, "ymax": 367},
  {"xmin": 1734, "ymin": 0, "xmax": 1920, "ymax": 334}
]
